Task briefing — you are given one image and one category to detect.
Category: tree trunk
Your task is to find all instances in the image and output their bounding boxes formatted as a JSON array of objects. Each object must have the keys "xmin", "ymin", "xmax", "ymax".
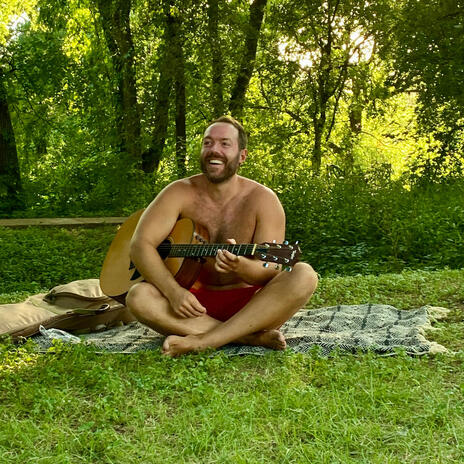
[
  {"xmin": 142, "ymin": 1, "xmax": 187, "ymax": 174},
  {"xmin": 141, "ymin": 62, "xmax": 171, "ymax": 173},
  {"xmin": 175, "ymin": 79, "xmax": 187, "ymax": 178},
  {"xmin": 312, "ymin": 114, "xmax": 326, "ymax": 175},
  {"xmin": 229, "ymin": 0, "xmax": 267, "ymax": 119},
  {"xmin": 208, "ymin": 0, "xmax": 224, "ymax": 117},
  {"xmin": 95, "ymin": 0, "xmax": 140, "ymax": 160},
  {"xmin": 141, "ymin": 8, "xmax": 173, "ymax": 173},
  {"xmin": 349, "ymin": 79, "xmax": 362, "ymax": 135},
  {"xmin": 0, "ymin": 72, "xmax": 23, "ymax": 213},
  {"xmin": 171, "ymin": 9, "xmax": 187, "ymax": 178}
]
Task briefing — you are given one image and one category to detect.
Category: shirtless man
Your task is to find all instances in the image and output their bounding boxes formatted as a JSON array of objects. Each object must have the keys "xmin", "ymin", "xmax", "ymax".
[{"xmin": 126, "ymin": 116, "xmax": 318, "ymax": 356}]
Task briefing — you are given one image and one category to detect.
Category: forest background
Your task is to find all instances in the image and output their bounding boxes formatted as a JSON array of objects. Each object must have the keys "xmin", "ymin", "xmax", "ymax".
[{"xmin": 1, "ymin": 0, "xmax": 463, "ymax": 278}]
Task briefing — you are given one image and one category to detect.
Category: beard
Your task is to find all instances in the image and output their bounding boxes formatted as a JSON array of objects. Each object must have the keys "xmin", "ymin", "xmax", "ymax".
[{"xmin": 200, "ymin": 151, "xmax": 241, "ymax": 184}]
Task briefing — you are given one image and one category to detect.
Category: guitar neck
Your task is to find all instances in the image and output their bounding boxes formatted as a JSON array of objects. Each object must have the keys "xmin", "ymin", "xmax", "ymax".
[{"xmin": 159, "ymin": 243, "xmax": 258, "ymax": 259}]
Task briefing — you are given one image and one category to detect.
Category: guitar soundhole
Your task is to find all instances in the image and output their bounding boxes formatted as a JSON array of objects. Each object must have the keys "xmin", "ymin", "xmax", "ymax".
[
  {"xmin": 130, "ymin": 265, "xmax": 142, "ymax": 281},
  {"xmin": 127, "ymin": 239, "xmax": 172, "ymax": 281},
  {"xmin": 129, "ymin": 261, "xmax": 142, "ymax": 281}
]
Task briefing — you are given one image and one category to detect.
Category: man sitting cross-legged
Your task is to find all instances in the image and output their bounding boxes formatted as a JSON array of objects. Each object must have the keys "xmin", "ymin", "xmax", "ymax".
[{"xmin": 126, "ymin": 116, "xmax": 318, "ymax": 357}]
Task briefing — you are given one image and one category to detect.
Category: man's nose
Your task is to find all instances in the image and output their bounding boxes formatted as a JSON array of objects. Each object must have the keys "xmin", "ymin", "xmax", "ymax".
[
  {"xmin": 207, "ymin": 142, "xmax": 223, "ymax": 153},
  {"xmin": 211, "ymin": 141, "xmax": 222, "ymax": 150}
]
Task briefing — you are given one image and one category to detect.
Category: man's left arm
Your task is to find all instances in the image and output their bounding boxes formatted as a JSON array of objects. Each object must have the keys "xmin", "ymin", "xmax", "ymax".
[{"xmin": 215, "ymin": 188, "xmax": 286, "ymax": 286}]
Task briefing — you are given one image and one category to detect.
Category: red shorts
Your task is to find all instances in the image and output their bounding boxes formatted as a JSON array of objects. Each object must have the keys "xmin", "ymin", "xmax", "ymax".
[{"xmin": 189, "ymin": 285, "xmax": 262, "ymax": 322}]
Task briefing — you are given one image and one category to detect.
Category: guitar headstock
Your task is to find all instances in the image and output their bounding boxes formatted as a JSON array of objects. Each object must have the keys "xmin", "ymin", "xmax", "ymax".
[{"xmin": 254, "ymin": 241, "xmax": 302, "ymax": 270}]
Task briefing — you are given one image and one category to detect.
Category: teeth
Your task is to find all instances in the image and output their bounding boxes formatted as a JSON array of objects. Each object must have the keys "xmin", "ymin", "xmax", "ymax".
[{"xmin": 209, "ymin": 160, "xmax": 223, "ymax": 165}]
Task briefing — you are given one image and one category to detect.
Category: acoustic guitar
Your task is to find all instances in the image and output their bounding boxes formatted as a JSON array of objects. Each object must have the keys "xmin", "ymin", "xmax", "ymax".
[{"xmin": 100, "ymin": 209, "xmax": 301, "ymax": 304}]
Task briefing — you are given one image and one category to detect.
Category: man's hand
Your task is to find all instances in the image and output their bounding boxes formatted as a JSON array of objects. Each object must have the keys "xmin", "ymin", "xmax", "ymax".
[
  {"xmin": 215, "ymin": 237, "xmax": 282, "ymax": 286},
  {"xmin": 215, "ymin": 238, "xmax": 241, "ymax": 275},
  {"xmin": 169, "ymin": 287, "xmax": 206, "ymax": 318}
]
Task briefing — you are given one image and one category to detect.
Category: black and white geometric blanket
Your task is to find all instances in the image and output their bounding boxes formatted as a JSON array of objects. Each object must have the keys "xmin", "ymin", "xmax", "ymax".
[{"xmin": 33, "ymin": 304, "xmax": 449, "ymax": 356}]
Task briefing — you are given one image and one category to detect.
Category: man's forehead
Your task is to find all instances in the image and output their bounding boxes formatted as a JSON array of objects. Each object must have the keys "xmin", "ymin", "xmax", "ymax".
[{"xmin": 203, "ymin": 122, "xmax": 239, "ymax": 141}]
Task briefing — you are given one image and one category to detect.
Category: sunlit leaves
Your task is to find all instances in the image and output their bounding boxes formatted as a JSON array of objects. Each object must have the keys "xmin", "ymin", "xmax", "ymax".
[
  {"xmin": 0, "ymin": 0, "xmax": 36, "ymax": 46},
  {"xmin": 381, "ymin": 0, "xmax": 464, "ymax": 175}
]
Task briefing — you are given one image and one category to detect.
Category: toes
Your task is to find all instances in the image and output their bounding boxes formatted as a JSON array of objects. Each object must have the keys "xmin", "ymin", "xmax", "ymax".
[{"xmin": 162, "ymin": 336, "xmax": 174, "ymax": 356}]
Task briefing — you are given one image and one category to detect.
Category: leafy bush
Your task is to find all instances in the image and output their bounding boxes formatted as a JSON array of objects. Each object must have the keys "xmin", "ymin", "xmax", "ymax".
[
  {"xmin": 281, "ymin": 169, "xmax": 464, "ymax": 276},
  {"xmin": 2, "ymin": 168, "xmax": 464, "ymax": 283}
]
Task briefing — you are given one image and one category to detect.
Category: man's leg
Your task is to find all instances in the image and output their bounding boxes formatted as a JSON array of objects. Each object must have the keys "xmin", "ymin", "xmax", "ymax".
[
  {"xmin": 126, "ymin": 283, "xmax": 285, "ymax": 349},
  {"xmin": 126, "ymin": 282, "xmax": 220, "ymax": 336},
  {"xmin": 162, "ymin": 262, "xmax": 318, "ymax": 356}
]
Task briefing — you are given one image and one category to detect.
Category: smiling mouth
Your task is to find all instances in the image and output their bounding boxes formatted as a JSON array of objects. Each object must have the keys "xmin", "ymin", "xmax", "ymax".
[{"xmin": 208, "ymin": 159, "xmax": 224, "ymax": 165}]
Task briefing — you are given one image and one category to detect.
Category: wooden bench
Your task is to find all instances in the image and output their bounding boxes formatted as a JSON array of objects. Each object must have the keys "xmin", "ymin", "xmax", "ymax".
[{"xmin": 0, "ymin": 217, "xmax": 127, "ymax": 228}]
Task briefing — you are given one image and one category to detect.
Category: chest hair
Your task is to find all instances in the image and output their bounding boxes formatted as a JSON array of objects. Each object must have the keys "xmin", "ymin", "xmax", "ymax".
[{"xmin": 185, "ymin": 194, "xmax": 257, "ymax": 243}]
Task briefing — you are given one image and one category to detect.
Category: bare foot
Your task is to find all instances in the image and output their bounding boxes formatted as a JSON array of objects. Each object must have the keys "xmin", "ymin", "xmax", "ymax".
[
  {"xmin": 162, "ymin": 330, "xmax": 286, "ymax": 357},
  {"xmin": 239, "ymin": 330, "xmax": 286, "ymax": 350},
  {"xmin": 162, "ymin": 334, "xmax": 206, "ymax": 357}
]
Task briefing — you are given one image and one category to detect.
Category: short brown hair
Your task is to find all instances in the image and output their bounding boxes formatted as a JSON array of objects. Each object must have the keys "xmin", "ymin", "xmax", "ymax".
[{"xmin": 208, "ymin": 116, "xmax": 248, "ymax": 151}]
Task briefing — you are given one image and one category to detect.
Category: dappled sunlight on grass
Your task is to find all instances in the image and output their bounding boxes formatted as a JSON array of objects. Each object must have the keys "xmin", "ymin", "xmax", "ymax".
[{"xmin": 0, "ymin": 338, "xmax": 40, "ymax": 373}]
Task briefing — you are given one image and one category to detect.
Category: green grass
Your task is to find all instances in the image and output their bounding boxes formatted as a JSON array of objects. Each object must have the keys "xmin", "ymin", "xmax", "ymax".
[
  {"xmin": 1, "ymin": 226, "xmax": 463, "ymax": 462},
  {"xmin": 1, "ymin": 268, "xmax": 464, "ymax": 463},
  {"xmin": 0, "ymin": 225, "xmax": 117, "ymax": 295},
  {"xmin": 1, "ymin": 345, "xmax": 463, "ymax": 463}
]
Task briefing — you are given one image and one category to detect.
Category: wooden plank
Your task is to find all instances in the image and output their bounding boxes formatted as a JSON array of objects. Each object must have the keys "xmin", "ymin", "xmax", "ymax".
[{"xmin": 0, "ymin": 217, "xmax": 127, "ymax": 228}]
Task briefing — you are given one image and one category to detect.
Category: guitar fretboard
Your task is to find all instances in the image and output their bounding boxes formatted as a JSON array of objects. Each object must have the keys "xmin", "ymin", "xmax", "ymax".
[{"xmin": 157, "ymin": 243, "xmax": 258, "ymax": 258}]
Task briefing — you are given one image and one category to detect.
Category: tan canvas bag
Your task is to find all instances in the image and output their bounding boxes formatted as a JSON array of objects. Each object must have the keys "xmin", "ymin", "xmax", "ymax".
[{"xmin": 0, "ymin": 279, "xmax": 135, "ymax": 340}]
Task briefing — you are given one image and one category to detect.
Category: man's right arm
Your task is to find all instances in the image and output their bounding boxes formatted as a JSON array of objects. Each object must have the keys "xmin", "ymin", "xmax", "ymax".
[{"xmin": 129, "ymin": 182, "xmax": 206, "ymax": 318}]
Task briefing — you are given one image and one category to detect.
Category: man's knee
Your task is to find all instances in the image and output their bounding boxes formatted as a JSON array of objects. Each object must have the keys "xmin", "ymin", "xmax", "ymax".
[
  {"xmin": 289, "ymin": 262, "xmax": 318, "ymax": 300},
  {"xmin": 126, "ymin": 282, "xmax": 163, "ymax": 314}
]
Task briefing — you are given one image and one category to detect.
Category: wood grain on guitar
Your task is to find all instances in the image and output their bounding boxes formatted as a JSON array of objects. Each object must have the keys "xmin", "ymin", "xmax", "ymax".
[{"xmin": 100, "ymin": 209, "xmax": 301, "ymax": 304}]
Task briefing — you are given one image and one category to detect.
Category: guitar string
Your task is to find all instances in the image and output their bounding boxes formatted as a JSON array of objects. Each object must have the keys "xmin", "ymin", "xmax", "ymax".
[
  {"xmin": 154, "ymin": 244, "xmax": 296, "ymax": 263},
  {"xmin": 156, "ymin": 244, "xmax": 258, "ymax": 257}
]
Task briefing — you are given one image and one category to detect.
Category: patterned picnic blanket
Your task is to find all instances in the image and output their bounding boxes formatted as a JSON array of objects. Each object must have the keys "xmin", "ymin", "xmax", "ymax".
[{"xmin": 33, "ymin": 304, "xmax": 449, "ymax": 356}]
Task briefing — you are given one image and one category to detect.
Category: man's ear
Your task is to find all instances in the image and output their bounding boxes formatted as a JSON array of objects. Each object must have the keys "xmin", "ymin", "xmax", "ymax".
[{"xmin": 239, "ymin": 149, "xmax": 248, "ymax": 165}]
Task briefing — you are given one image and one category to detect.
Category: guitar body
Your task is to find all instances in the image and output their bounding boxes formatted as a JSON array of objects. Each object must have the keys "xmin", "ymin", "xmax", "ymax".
[{"xmin": 100, "ymin": 209, "xmax": 210, "ymax": 304}]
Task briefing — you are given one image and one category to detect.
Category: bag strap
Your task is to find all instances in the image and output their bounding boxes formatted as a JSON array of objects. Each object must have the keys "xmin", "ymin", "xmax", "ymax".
[{"xmin": 44, "ymin": 290, "xmax": 110, "ymax": 303}]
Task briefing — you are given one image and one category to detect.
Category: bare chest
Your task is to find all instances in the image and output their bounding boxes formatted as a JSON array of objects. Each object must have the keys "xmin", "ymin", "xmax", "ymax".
[{"xmin": 182, "ymin": 194, "xmax": 257, "ymax": 244}]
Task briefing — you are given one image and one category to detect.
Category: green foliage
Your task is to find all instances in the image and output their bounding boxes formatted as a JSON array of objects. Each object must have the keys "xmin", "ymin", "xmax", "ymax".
[
  {"xmin": 280, "ymin": 169, "xmax": 464, "ymax": 276},
  {"xmin": 1, "ymin": 0, "xmax": 463, "ymax": 280},
  {"xmin": 380, "ymin": 0, "xmax": 464, "ymax": 176},
  {"xmin": 1, "ymin": 173, "xmax": 464, "ymax": 297}
]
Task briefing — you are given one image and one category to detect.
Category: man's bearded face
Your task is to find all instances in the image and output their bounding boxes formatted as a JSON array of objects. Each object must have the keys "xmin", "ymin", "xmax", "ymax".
[
  {"xmin": 200, "ymin": 123, "xmax": 243, "ymax": 184},
  {"xmin": 201, "ymin": 150, "xmax": 241, "ymax": 184}
]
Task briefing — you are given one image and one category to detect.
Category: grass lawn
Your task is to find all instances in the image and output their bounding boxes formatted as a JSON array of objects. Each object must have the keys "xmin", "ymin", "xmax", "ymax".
[{"xmin": 1, "ymin": 227, "xmax": 463, "ymax": 463}]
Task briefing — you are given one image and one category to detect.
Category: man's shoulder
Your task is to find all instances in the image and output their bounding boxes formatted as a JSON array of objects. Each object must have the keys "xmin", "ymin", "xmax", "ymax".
[
  {"xmin": 162, "ymin": 175, "xmax": 202, "ymax": 193},
  {"xmin": 239, "ymin": 176, "xmax": 280, "ymax": 200}
]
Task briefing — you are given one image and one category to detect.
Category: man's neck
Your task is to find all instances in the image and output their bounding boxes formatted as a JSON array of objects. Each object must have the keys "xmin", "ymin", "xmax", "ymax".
[{"xmin": 202, "ymin": 174, "xmax": 242, "ymax": 204}]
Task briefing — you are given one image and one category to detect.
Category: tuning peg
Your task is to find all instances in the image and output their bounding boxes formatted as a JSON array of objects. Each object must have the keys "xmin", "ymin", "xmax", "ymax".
[
  {"xmin": 260, "ymin": 253, "xmax": 267, "ymax": 259},
  {"xmin": 295, "ymin": 241, "xmax": 300, "ymax": 245},
  {"xmin": 272, "ymin": 240, "xmax": 276, "ymax": 243},
  {"xmin": 285, "ymin": 266, "xmax": 293, "ymax": 272},
  {"xmin": 263, "ymin": 262, "xmax": 269, "ymax": 268},
  {"xmin": 283, "ymin": 240, "xmax": 289, "ymax": 245},
  {"xmin": 273, "ymin": 256, "xmax": 279, "ymax": 262}
]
